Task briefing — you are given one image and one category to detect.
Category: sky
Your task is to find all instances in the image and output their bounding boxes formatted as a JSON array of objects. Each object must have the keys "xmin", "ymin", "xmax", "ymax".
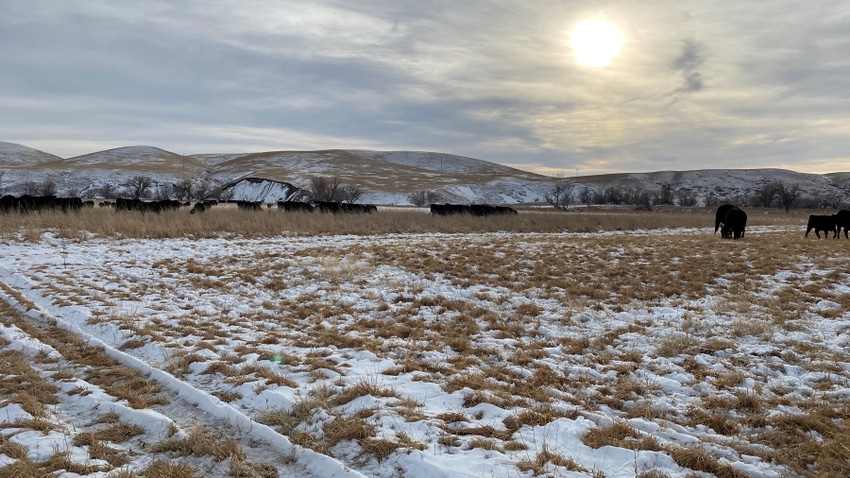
[{"xmin": 2, "ymin": 1, "xmax": 849, "ymax": 176}]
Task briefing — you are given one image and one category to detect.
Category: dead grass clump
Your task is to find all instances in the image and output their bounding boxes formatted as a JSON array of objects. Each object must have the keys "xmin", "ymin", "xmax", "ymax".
[
  {"xmin": 0, "ymin": 417, "xmax": 58, "ymax": 433},
  {"xmin": 582, "ymin": 421, "xmax": 662, "ymax": 452},
  {"xmin": 503, "ymin": 406, "xmax": 575, "ymax": 433},
  {"xmin": 261, "ymin": 386, "xmax": 335, "ymax": 434},
  {"xmin": 151, "ymin": 424, "xmax": 244, "ymax": 462},
  {"xmin": 330, "ymin": 379, "xmax": 399, "ymax": 406},
  {"xmin": 654, "ymin": 333, "xmax": 698, "ymax": 357},
  {"xmin": 228, "ymin": 458, "xmax": 279, "ymax": 478},
  {"xmin": 88, "ymin": 440, "xmax": 131, "ymax": 467},
  {"xmin": 0, "ymin": 458, "xmax": 43, "ymax": 478},
  {"xmin": 517, "ymin": 444, "xmax": 586, "ymax": 475},
  {"xmin": 74, "ymin": 422, "xmax": 145, "ymax": 445},
  {"xmin": 323, "ymin": 414, "xmax": 376, "ymax": 452},
  {"xmin": 360, "ymin": 434, "xmax": 427, "ymax": 463},
  {"xmin": 666, "ymin": 445, "xmax": 749, "ymax": 478},
  {"xmin": 40, "ymin": 451, "xmax": 110, "ymax": 475},
  {"xmin": 684, "ymin": 407, "xmax": 740, "ymax": 436},
  {"xmin": 141, "ymin": 459, "xmax": 199, "ymax": 478},
  {"xmin": 212, "ymin": 390, "xmax": 243, "ymax": 403},
  {"xmin": 636, "ymin": 471, "xmax": 671, "ymax": 478},
  {"xmin": 467, "ymin": 437, "xmax": 504, "ymax": 452},
  {"xmin": 0, "ymin": 437, "xmax": 27, "ymax": 460}
]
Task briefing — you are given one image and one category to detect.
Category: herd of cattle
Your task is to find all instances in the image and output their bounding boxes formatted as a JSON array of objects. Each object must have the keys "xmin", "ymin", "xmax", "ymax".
[
  {"xmin": 806, "ymin": 210, "xmax": 850, "ymax": 239},
  {"xmin": 2, "ymin": 195, "xmax": 850, "ymax": 238}
]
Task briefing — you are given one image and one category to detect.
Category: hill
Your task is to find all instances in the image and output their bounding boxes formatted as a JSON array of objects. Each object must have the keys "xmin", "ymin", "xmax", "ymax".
[
  {"xmin": 1, "ymin": 141, "xmax": 849, "ymax": 206},
  {"xmin": 0, "ymin": 142, "xmax": 63, "ymax": 167}
]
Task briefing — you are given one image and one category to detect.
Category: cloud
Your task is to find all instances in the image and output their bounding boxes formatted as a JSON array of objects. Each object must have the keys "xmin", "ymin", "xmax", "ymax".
[
  {"xmin": 2, "ymin": 1, "xmax": 850, "ymax": 174},
  {"xmin": 671, "ymin": 38, "xmax": 706, "ymax": 93}
]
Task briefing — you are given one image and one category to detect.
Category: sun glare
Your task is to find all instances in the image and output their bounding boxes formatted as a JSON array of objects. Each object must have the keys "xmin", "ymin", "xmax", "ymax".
[{"xmin": 569, "ymin": 20, "xmax": 624, "ymax": 67}]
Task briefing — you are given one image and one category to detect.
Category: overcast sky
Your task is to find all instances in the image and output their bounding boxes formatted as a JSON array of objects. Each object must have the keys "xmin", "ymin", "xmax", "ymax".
[{"xmin": 2, "ymin": 1, "xmax": 849, "ymax": 175}]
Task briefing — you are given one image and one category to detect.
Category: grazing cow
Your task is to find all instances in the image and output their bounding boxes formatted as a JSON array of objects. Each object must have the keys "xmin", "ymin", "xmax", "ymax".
[
  {"xmin": 835, "ymin": 210, "xmax": 850, "ymax": 239},
  {"xmin": 315, "ymin": 201, "xmax": 342, "ymax": 214},
  {"xmin": 430, "ymin": 203, "xmax": 517, "ymax": 216},
  {"xmin": 721, "ymin": 207, "xmax": 747, "ymax": 240},
  {"xmin": 806, "ymin": 214, "xmax": 838, "ymax": 239},
  {"xmin": 714, "ymin": 204, "xmax": 736, "ymax": 238},
  {"xmin": 278, "ymin": 201, "xmax": 315, "ymax": 213},
  {"xmin": 0, "ymin": 195, "xmax": 83, "ymax": 214},
  {"xmin": 314, "ymin": 201, "xmax": 376, "ymax": 214},
  {"xmin": 430, "ymin": 203, "xmax": 468, "ymax": 216},
  {"xmin": 189, "ymin": 202, "xmax": 206, "ymax": 214},
  {"xmin": 236, "ymin": 201, "xmax": 262, "ymax": 211}
]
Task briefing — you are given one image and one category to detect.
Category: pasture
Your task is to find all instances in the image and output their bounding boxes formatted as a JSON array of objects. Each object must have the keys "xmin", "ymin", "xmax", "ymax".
[{"xmin": 1, "ymin": 206, "xmax": 849, "ymax": 478}]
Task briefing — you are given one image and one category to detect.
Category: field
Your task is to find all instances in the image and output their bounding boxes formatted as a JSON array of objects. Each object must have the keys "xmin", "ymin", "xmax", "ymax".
[{"xmin": 1, "ymin": 206, "xmax": 849, "ymax": 478}]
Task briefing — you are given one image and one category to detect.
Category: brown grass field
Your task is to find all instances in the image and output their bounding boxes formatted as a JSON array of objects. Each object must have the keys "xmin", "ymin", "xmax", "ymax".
[
  {"xmin": 0, "ymin": 204, "xmax": 817, "ymax": 240},
  {"xmin": 1, "ymin": 205, "xmax": 849, "ymax": 477}
]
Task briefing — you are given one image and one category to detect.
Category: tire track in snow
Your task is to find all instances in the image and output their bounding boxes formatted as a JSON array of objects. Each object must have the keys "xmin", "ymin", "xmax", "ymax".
[{"xmin": 0, "ymin": 266, "xmax": 368, "ymax": 478}]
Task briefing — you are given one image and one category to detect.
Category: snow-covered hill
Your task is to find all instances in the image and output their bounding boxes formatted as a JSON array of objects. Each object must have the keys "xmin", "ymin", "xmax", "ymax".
[
  {"xmin": 0, "ymin": 142, "xmax": 62, "ymax": 167},
  {"xmin": 1, "ymin": 141, "xmax": 849, "ymax": 206}
]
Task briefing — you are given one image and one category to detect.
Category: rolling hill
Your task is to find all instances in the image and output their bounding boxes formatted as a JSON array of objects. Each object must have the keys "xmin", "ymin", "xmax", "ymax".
[{"xmin": 1, "ymin": 141, "xmax": 849, "ymax": 206}]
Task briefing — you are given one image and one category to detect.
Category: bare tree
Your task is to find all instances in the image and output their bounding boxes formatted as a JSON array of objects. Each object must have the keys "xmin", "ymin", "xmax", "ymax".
[
  {"xmin": 340, "ymin": 184, "xmax": 364, "ymax": 203},
  {"xmin": 173, "ymin": 179, "xmax": 193, "ymax": 200},
  {"xmin": 408, "ymin": 190, "xmax": 445, "ymax": 207},
  {"xmin": 633, "ymin": 189, "xmax": 654, "ymax": 211},
  {"xmin": 772, "ymin": 180, "xmax": 800, "ymax": 213},
  {"xmin": 604, "ymin": 186, "xmax": 626, "ymax": 204},
  {"xmin": 675, "ymin": 189, "xmax": 698, "ymax": 206},
  {"xmin": 815, "ymin": 193, "xmax": 842, "ymax": 209},
  {"xmin": 38, "ymin": 180, "xmax": 57, "ymax": 197},
  {"xmin": 65, "ymin": 184, "xmax": 82, "ymax": 199},
  {"xmin": 123, "ymin": 175, "xmax": 153, "ymax": 199},
  {"xmin": 543, "ymin": 172, "xmax": 574, "ymax": 209},
  {"xmin": 754, "ymin": 182, "xmax": 777, "ymax": 208},
  {"xmin": 307, "ymin": 176, "xmax": 344, "ymax": 202},
  {"xmin": 22, "ymin": 181, "xmax": 39, "ymax": 195},
  {"xmin": 654, "ymin": 182, "xmax": 675, "ymax": 205},
  {"xmin": 95, "ymin": 183, "xmax": 118, "ymax": 199},
  {"xmin": 191, "ymin": 179, "xmax": 214, "ymax": 201},
  {"xmin": 154, "ymin": 182, "xmax": 174, "ymax": 200}
]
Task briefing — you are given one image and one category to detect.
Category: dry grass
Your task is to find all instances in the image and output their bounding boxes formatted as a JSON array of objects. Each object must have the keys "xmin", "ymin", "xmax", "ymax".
[
  {"xmin": 151, "ymin": 423, "xmax": 245, "ymax": 462},
  {"xmin": 140, "ymin": 459, "xmax": 200, "ymax": 478},
  {"xmin": 0, "ymin": 205, "xmax": 808, "ymax": 241}
]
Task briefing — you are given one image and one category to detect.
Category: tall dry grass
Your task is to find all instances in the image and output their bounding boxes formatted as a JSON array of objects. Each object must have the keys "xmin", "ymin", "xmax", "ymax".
[{"xmin": 0, "ymin": 205, "xmax": 819, "ymax": 240}]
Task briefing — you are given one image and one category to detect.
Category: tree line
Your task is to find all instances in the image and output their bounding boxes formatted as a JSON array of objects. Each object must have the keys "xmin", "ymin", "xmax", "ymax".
[{"xmin": 544, "ymin": 175, "xmax": 850, "ymax": 212}]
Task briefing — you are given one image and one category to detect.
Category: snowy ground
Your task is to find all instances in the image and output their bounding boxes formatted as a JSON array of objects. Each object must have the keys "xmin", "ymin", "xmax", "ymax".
[{"xmin": 1, "ymin": 227, "xmax": 849, "ymax": 477}]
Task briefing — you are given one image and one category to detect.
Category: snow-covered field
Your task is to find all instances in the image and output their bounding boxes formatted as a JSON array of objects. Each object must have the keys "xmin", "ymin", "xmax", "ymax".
[{"xmin": 1, "ymin": 227, "xmax": 849, "ymax": 477}]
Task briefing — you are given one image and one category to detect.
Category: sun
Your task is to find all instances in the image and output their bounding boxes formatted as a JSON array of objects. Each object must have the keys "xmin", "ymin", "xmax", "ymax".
[{"xmin": 569, "ymin": 20, "xmax": 625, "ymax": 67}]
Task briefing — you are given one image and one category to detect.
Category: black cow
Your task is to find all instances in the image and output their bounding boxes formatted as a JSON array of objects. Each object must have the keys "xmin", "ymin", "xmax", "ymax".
[
  {"xmin": 278, "ymin": 201, "xmax": 315, "ymax": 212},
  {"xmin": 236, "ymin": 201, "xmax": 262, "ymax": 211},
  {"xmin": 714, "ymin": 204, "xmax": 736, "ymax": 238},
  {"xmin": 430, "ymin": 203, "xmax": 517, "ymax": 216},
  {"xmin": 806, "ymin": 214, "xmax": 838, "ymax": 239},
  {"xmin": 189, "ymin": 202, "xmax": 206, "ymax": 214},
  {"xmin": 835, "ymin": 210, "xmax": 850, "ymax": 239},
  {"xmin": 430, "ymin": 203, "xmax": 469, "ymax": 216},
  {"xmin": 0, "ymin": 195, "xmax": 82, "ymax": 214},
  {"xmin": 315, "ymin": 201, "xmax": 376, "ymax": 214},
  {"xmin": 721, "ymin": 207, "xmax": 747, "ymax": 240}
]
